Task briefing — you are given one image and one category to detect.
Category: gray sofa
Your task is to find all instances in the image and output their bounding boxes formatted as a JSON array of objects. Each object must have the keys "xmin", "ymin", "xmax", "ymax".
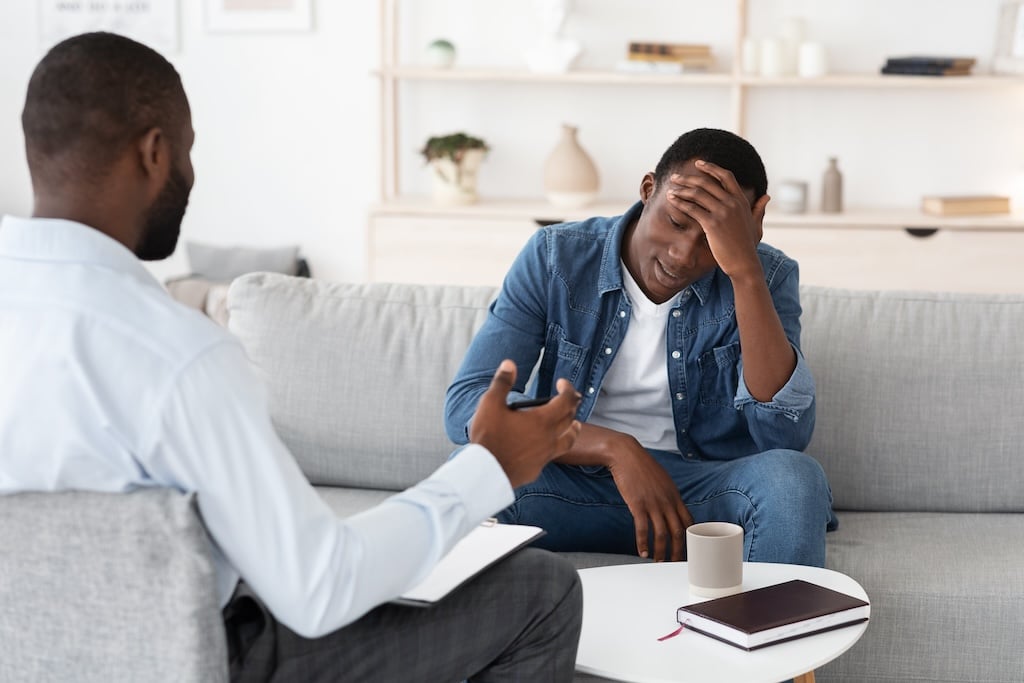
[{"xmin": 4, "ymin": 273, "xmax": 1023, "ymax": 682}]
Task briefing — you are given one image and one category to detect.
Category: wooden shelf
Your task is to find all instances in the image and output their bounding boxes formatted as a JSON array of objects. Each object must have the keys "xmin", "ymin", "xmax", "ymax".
[
  {"xmin": 373, "ymin": 0, "xmax": 1024, "ymax": 292},
  {"xmin": 377, "ymin": 66, "xmax": 1024, "ymax": 89},
  {"xmin": 375, "ymin": 66, "xmax": 734, "ymax": 86},
  {"xmin": 764, "ymin": 209, "xmax": 1024, "ymax": 231},
  {"xmin": 371, "ymin": 197, "xmax": 1024, "ymax": 231},
  {"xmin": 741, "ymin": 73, "xmax": 1024, "ymax": 89},
  {"xmin": 370, "ymin": 197, "xmax": 632, "ymax": 222}
]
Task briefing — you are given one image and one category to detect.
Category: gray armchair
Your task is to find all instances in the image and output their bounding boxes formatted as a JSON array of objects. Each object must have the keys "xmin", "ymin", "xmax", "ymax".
[{"xmin": 0, "ymin": 489, "xmax": 228, "ymax": 682}]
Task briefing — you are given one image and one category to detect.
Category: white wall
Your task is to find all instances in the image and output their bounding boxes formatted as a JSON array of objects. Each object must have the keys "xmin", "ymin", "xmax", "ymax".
[
  {"xmin": 2, "ymin": 1, "xmax": 1023, "ymax": 284},
  {"xmin": 0, "ymin": 1, "xmax": 379, "ymax": 283}
]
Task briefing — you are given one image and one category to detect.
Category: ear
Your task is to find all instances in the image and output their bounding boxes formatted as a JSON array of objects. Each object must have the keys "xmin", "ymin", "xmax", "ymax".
[
  {"xmin": 639, "ymin": 172, "xmax": 656, "ymax": 204},
  {"xmin": 136, "ymin": 126, "xmax": 170, "ymax": 193}
]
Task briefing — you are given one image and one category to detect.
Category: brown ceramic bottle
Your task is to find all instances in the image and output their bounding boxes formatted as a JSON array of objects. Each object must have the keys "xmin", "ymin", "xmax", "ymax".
[{"xmin": 821, "ymin": 157, "xmax": 843, "ymax": 213}]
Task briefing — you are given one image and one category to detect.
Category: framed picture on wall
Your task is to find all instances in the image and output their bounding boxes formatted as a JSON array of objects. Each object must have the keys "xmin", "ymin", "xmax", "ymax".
[
  {"xmin": 205, "ymin": 0, "xmax": 313, "ymax": 33},
  {"xmin": 39, "ymin": 0, "xmax": 179, "ymax": 52},
  {"xmin": 994, "ymin": 0, "xmax": 1024, "ymax": 74}
]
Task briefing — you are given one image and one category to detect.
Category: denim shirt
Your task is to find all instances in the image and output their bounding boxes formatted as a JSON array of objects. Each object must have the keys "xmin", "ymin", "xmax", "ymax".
[{"xmin": 444, "ymin": 202, "xmax": 816, "ymax": 461}]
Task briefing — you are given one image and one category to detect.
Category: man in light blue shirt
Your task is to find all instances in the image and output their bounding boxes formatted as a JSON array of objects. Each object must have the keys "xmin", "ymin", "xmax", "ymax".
[
  {"xmin": 1, "ymin": 32, "xmax": 585, "ymax": 681},
  {"xmin": 447, "ymin": 129, "xmax": 837, "ymax": 566}
]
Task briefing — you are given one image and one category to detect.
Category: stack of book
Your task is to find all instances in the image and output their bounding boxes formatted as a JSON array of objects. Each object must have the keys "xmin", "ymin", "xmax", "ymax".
[
  {"xmin": 880, "ymin": 56, "xmax": 976, "ymax": 76},
  {"xmin": 921, "ymin": 195, "xmax": 1011, "ymax": 216},
  {"xmin": 616, "ymin": 41, "xmax": 714, "ymax": 74}
]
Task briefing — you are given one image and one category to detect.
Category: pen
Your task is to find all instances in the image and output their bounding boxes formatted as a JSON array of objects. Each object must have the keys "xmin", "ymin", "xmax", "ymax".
[{"xmin": 509, "ymin": 396, "xmax": 552, "ymax": 410}]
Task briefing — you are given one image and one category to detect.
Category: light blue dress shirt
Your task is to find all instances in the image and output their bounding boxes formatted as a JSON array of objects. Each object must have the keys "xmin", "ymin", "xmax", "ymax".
[{"xmin": 0, "ymin": 216, "xmax": 513, "ymax": 638}]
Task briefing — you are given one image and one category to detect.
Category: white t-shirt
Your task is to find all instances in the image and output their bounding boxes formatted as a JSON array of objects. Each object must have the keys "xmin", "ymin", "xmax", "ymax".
[
  {"xmin": 587, "ymin": 262, "xmax": 680, "ymax": 452},
  {"xmin": 0, "ymin": 215, "xmax": 513, "ymax": 638}
]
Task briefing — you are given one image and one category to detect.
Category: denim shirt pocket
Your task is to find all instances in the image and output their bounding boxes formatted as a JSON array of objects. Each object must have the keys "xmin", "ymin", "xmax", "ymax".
[
  {"xmin": 697, "ymin": 342, "xmax": 740, "ymax": 407},
  {"xmin": 540, "ymin": 323, "xmax": 589, "ymax": 385}
]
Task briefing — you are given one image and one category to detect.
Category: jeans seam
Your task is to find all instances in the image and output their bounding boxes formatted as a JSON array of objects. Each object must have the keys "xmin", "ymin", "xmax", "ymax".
[{"xmin": 515, "ymin": 491, "xmax": 629, "ymax": 509}]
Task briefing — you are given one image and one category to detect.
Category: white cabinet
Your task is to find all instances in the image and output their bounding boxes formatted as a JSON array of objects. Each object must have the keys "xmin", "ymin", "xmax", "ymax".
[
  {"xmin": 765, "ymin": 224, "xmax": 1024, "ymax": 295},
  {"xmin": 369, "ymin": 214, "xmax": 535, "ymax": 287},
  {"xmin": 368, "ymin": 199, "xmax": 628, "ymax": 286},
  {"xmin": 370, "ymin": 0, "xmax": 1024, "ymax": 291}
]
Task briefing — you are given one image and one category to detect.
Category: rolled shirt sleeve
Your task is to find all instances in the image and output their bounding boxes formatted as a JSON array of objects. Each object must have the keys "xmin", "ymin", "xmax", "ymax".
[
  {"xmin": 734, "ymin": 346, "xmax": 815, "ymax": 421},
  {"xmin": 141, "ymin": 340, "xmax": 513, "ymax": 638}
]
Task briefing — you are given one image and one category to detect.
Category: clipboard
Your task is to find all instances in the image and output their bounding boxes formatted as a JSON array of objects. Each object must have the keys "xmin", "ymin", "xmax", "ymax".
[{"xmin": 393, "ymin": 520, "xmax": 546, "ymax": 606}]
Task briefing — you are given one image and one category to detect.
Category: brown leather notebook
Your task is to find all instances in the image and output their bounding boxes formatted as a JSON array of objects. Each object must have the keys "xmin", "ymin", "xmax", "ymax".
[{"xmin": 675, "ymin": 579, "xmax": 869, "ymax": 651}]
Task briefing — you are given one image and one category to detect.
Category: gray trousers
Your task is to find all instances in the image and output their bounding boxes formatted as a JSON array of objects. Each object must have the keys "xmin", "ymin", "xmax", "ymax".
[{"xmin": 224, "ymin": 548, "xmax": 583, "ymax": 682}]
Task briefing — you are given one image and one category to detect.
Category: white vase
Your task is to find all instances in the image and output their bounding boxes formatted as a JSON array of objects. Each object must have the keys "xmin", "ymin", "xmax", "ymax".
[
  {"xmin": 543, "ymin": 124, "xmax": 599, "ymax": 208},
  {"xmin": 430, "ymin": 148, "xmax": 486, "ymax": 206},
  {"xmin": 524, "ymin": 0, "xmax": 581, "ymax": 73}
]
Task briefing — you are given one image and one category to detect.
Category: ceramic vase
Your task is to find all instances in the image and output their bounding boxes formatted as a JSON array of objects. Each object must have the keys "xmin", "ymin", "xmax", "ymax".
[
  {"xmin": 425, "ymin": 39, "xmax": 456, "ymax": 68},
  {"xmin": 430, "ymin": 148, "xmax": 486, "ymax": 206},
  {"xmin": 543, "ymin": 124, "xmax": 599, "ymax": 208},
  {"xmin": 821, "ymin": 157, "xmax": 843, "ymax": 213},
  {"xmin": 524, "ymin": 0, "xmax": 582, "ymax": 73}
]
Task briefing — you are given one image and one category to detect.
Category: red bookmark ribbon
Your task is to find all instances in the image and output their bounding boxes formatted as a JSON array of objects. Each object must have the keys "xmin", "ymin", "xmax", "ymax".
[{"xmin": 657, "ymin": 622, "xmax": 687, "ymax": 642}]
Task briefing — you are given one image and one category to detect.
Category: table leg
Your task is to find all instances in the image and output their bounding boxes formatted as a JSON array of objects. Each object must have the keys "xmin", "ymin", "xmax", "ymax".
[{"xmin": 793, "ymin": 672, "xmax": 816, "ymax": 683}]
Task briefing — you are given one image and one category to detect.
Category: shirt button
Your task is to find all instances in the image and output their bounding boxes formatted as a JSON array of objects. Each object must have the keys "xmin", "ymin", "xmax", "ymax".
[
  {"xmin": 671, "ymin": 350, "xmax": 681, "ymax": 359},
  {"xmin": 604, "ymin": 347, "xmax": 612, "ymax": 355},
  {"xmin": 686, "ymin": 452, "xmax": 695, "ymax": 459},
  {"xmin": 619, "ymin": 311, "xmax": 626, "ymax": 318},
  {"xmin": 675, "ymin": 392, "xmax": 684, "ymax": 400},
  {"xmin": 672, "ymin": 310, "xmax": 681, "ymax": 318},
  {"xmin": 587, "ymin": 386, "xmax": 596, "ymax": 395}
]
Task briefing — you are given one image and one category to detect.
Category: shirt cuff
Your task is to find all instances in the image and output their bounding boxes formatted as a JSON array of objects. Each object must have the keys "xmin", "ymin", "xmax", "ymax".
[
  {"xmin": 435, "ymin": 444, "xmax": 515, "ymax": 523},
  {"xmin": 734, "ymin": 345, "xmax": 815, "ymax": 419}
]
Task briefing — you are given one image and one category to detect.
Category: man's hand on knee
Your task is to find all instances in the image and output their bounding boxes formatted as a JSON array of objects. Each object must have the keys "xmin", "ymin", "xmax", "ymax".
[{"xmin": 606, "ymin": 442, "xmax": 694, "ymax": 561}]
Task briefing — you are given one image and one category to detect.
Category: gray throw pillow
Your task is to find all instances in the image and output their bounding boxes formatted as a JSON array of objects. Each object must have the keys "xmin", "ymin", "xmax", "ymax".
[{"xmin": 186, "ymin": 241, "xmax": 300, "ymax": 281}]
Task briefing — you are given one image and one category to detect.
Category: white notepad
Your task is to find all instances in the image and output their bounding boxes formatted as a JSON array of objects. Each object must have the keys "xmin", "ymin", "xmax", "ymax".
[{"xmin": 393, "ymin": 521, "xmax": 545, "ymax": 606}]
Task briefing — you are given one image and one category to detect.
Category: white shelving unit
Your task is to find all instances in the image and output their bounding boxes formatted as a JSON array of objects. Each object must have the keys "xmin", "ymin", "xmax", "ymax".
[{"xmin": 370, "ymin": 0, "xmax": 1024, "ymax": 292}]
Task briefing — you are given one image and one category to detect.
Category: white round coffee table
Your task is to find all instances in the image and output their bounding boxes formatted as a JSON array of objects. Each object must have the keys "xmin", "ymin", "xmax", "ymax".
[{"xmin": 576, "ymin": 562, "xmax": 869, "ymax": 683}]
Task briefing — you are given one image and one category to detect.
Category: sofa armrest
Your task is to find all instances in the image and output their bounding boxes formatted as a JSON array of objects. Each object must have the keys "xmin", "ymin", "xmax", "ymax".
[{"xmin": 0, "ymin": 488, "xmax": 228, "ymax": 682}]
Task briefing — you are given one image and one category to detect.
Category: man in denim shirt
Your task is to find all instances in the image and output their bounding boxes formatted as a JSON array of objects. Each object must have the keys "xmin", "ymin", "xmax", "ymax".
[{"xmin": 445, "ymin": 128, "xmax": 836, "ymax": 565}]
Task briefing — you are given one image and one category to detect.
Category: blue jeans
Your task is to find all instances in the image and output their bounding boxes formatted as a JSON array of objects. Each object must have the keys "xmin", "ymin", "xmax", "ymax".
[{"xmin": 496, "ymin": 448, "xmax": 837, "ymax": 567}]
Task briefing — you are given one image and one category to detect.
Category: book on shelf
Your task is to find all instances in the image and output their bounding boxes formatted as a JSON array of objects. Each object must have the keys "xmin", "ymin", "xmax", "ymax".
[
  {"xmin": 615, "ymin": 59, "xmax": 713, "ymax": 74},
  {"xmin": 880, "ymin": 65, "xmax": 972, "ymax": 76},
  {"xmin": 622, "ymin": 52, "xmax": 712, "ymax": 66},
  {"xmin": 628, "ymin": 41, "xmax": 712, "ymax": 58},
  {"xmin": 881, "ymin": 55, "xmax": 975, "ymax": 76},
  {"xmin": 392, "ymin": 521, "xmax": 545, "ymax": 606},
  {"xmin": 627, "ymin": 53, "xmax": 716, "ymax": 68},
  {"xmin": 675, "ymin": 579, "xmax": 870, "ymax": 651},
  {"xmin": 884, "ymin": 55, "xmax": 977, "ymax": 69},
  {"xmin": 921, "ymin": 194, "xmax": 1012, "ymax": 216}
]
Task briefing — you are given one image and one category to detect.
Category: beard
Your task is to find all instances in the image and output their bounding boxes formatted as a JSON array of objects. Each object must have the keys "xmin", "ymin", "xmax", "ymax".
[{"xmin": 135, "ymin": 165, "xmax": 190, "ymax": 261}]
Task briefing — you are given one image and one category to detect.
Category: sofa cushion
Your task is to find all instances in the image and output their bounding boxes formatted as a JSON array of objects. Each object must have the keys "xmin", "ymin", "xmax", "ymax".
[
  {"xmin": 0, "ymin": 488, "xmax": 228, "ymax": 683},
  {"xmin": 821, "ymin": 510, "xmax": 1024, "ymax": 683},
  {"xmin": 800, "ymin": 286, "xmax": 1024, "ymax": 512},
  {"xmin": 229, "ymin": 274, "xmax": 497, "ymax": 489}
]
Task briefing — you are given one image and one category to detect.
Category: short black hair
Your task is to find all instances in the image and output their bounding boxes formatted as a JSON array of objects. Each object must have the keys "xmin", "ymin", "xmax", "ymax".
[
  {"xmin": 653, "ymin": 128, "xmax": 768, "ymax": 199},
  {"xmin": 22, "ymin": 32, "xmax": 187, "ymax": 187}
]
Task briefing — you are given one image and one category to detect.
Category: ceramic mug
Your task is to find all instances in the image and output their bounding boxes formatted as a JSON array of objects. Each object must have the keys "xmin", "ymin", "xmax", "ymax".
[
  {"xmin": 686, "ymin": 522, "xmax": 744, "ymax": 598},
  {"xmin": 776, "ymin": 179, "xmax": 809, "ymax": 214}
]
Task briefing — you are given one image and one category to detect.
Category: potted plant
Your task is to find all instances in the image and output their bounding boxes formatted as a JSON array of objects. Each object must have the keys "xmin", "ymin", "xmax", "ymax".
[{"xmin": 420, "ymin": 132, "xmax": 489, "ymax": 205}]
